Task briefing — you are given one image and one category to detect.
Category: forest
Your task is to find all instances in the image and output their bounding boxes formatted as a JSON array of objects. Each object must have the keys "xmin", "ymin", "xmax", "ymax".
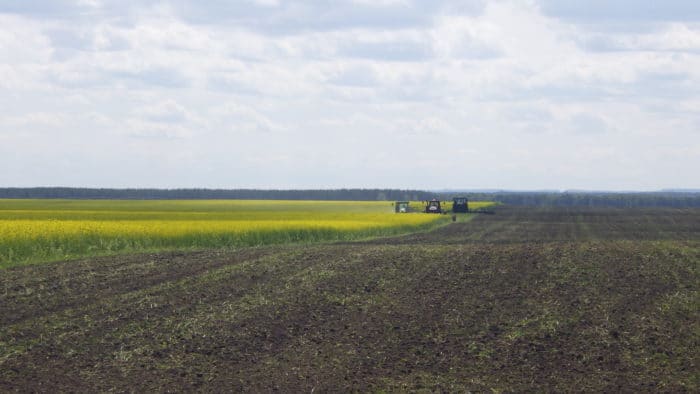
[{"xmin": 2, "ymin": 188, "xmax": 700, "ymax": 207}]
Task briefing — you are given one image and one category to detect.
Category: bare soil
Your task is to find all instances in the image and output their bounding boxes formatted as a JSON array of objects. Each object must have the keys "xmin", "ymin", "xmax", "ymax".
[{"xmin": 1, "ymin": 207, "xmax": 698, "ymax": 392}]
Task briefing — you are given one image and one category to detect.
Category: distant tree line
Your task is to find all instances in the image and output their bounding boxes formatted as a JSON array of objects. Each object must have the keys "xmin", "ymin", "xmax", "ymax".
[
  {"xmin": 2, "ymin": 188, "xmax": 700, "ymax": 207},
  {"xmin": 0, "ymin": 188, "xmax": 435, "ymax": 202},
  {"xmin": 445, "ymin": 192, "xmax": 700, "ymax": 208}
]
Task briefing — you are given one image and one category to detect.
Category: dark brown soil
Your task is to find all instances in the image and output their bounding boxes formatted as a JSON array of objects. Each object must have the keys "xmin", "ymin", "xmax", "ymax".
[{"xmin": 1, "ymin": 207, "xmax": 698, "ymax": 392}]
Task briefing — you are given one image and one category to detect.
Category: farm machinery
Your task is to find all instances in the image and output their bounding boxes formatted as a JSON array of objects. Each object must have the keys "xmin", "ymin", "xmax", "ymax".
[
  {"xmin": 394, "ymin": 201, "xmax": 410, "ymax": 213},
  {"xmin": 394, "ymin": 200, "xmax": 445, "ymax": 214},
  {"xmin": 420, "ymin": 197, "xmax": 494, "ymax": 215},
  {"xmin": 424, "ymin": 199, "xmax": 442, "ymax": 214},
  {"xmin": 422, "ymin": 198, "xmax": 468, "ymax": 214},
  {"xmin": 452, "ymin": 197, "xmax": 469, "ymax": 213},
  {"xmin": 395, "ymin": 197, "xmax": 494, "ymax": 215}
]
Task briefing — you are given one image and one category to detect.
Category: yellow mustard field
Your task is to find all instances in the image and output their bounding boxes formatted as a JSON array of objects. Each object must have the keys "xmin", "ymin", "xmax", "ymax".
[{"xmin": 0, "ymin": 199, "xmax": 495, "ymax": 268}]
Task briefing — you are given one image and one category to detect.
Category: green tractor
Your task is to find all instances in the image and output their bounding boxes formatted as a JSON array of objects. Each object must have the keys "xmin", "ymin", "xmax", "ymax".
[{"xmin": 394, "ymin": 201, "xmax": 410, "ymax": 213}]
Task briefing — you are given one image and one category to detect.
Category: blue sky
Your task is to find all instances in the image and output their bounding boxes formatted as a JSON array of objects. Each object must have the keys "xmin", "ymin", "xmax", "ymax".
[{"xmin": 1, "ymin": 0, "xmax": 699, "ymax": 190}]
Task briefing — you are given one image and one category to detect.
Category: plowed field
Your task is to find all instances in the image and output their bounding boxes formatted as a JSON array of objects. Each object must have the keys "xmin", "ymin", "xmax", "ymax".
[{"xmin": 1, "ymin": 207, "xmax": 698, "ymax": 392}]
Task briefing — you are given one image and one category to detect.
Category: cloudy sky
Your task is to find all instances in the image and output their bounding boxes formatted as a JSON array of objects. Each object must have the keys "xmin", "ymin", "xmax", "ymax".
[{"xmin": 1, "ymin": 0, "xmax": 699, "ymax": 190}]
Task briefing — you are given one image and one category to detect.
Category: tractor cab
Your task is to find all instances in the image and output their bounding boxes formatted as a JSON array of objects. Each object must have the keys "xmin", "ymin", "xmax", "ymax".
[
  {"xmin": 452, "ymin": 197, "xmax": 469, "ymax": 213},
  {"xmin": 394, "ymin": 201, "xmax": 410, "ymax": 213},
  {"xmin": 425, "ymin": 199, "xmax": 442, "ymax": 214}
]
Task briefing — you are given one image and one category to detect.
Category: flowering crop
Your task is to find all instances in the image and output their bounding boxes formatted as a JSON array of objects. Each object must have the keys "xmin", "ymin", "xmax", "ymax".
[{"xmin": 0, "ymin": 199, "xmax": 492, "ymax": 268}]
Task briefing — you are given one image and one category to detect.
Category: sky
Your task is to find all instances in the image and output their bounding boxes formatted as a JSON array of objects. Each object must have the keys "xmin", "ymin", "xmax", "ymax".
[{"xmin": 1, "ymin": 0, "xmax": 699, "ymax": 191}]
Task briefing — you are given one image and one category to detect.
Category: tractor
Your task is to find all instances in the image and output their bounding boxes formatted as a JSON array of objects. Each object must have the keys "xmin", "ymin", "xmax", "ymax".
[
  {"xmin": 452, "ymin": 197, "xmax": 469, "ymax": 213},
  {"xmin": 394, "ymin": 201, "xmax": 410, "ymax": 213},
  {"xmin": 424, "ymin": 199, "xmax": 442, "ymax": 214}
]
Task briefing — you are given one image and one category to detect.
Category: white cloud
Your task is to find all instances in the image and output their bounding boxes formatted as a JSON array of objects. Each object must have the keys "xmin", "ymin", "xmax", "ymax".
[
  {"xmin": 137, "ymin": 100, "xmax": 193, "ymax": 124},
  {"xmin": 0, "ymin": 112, "xmax": 68, "ymax": 130},
  {"xmin": 352, "ymin": 0, "xmax": 409, "ymax": 6},
  {"xmin": 252, "ymin": 0, "xmax": 280, "ymax": 7},
  {"xmin": 580, "ymin": 22, "xmax": 700, "ymax": 53},
  {"xmin": 208, "ymin": 102, "xmax": 284, "ymax": 135},
  {"xmin": 0, "ymin": 0, "xmax": 698, "ymax": 189}
]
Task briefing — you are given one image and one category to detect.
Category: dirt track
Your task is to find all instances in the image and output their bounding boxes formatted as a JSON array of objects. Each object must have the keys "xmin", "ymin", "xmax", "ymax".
[{"xmin": 1, "ymin": 207, "xmax": 698, "ymax": 392}]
